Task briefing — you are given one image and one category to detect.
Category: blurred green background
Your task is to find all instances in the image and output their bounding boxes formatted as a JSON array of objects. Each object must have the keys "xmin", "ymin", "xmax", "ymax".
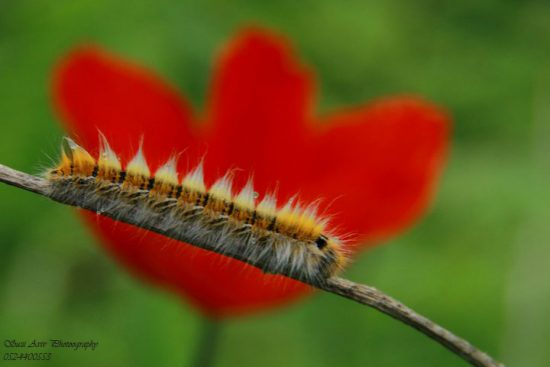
[{"xmin": 1, "ymin": 1, "xmax": 549, "ymax": 366}]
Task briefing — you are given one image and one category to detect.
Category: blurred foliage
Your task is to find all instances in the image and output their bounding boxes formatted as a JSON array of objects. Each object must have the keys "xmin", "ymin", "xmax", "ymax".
[{"xmin": 1, "ymin": 1, "xmax": 550, "ymax": 366}]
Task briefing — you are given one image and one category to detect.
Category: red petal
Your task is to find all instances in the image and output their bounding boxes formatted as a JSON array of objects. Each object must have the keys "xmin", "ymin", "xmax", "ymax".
[
  {"xmin": 52, "ymin": 46, "xmax": 195, "ymax": 167},
  {"xmin": 203, "ymin": 28, "xmax": 314, "ymax": 195},
  {"xmin": 309, "ymin": 98, "xmax": 449, "ymax": 247}
]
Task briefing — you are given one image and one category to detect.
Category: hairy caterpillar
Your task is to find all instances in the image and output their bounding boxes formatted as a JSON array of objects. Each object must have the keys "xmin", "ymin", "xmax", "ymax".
[{"xmin": 47, "ymin": 135, "xmax": 347, "ymax": 281}]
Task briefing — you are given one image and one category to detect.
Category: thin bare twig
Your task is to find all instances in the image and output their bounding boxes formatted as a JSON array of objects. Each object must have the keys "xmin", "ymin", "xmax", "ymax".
[{"xmin": 0, "ymin": 163, "xmax": 504, "ymax": 367}]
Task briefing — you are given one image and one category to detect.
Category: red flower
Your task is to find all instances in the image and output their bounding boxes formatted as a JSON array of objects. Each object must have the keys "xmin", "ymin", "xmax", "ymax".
[{"xmin": 52, "ymin": 27, "xmax": 449, "ymax": 317}]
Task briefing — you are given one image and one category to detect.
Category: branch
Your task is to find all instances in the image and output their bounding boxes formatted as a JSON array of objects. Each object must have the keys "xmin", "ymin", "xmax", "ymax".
[{"xmin": 0, "ymin": 163, "xmax": 504, "ymax": 367}]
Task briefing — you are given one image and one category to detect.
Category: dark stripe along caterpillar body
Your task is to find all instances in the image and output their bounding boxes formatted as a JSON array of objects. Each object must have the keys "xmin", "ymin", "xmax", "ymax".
[{"xmin": 47, "ymin": 136, "xmax": 347, "ymax": 281}]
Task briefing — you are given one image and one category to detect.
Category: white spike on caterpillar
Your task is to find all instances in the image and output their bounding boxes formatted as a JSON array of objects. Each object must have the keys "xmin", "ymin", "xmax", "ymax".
[
  {"xmin": 182, "ymin": 161, "xmax": 206, "ymax": 193},
  {"xmin": 234, "ymin": 179, "xmax": 255, "ymax": 211},
  {"xmin": 98, "ymin": 132, "xmax": 122, "ymax": 182},
  {"xmin": 124, "ymin": 141, "xmax": 150, "ymax": 189},
  {"xmin": 256, "ymin": 193, "xmax": 277, "ymax": 216},
  {"xmin": 155, "ymin": 157, "xmax": 179, "ymax": 185},
  {"xmin": 209, "ymin": 172, "xmax": 233, "ymax": 202},
  {"xmin": 47, "ymin": 135, "xmax": 347, "ymax": 281}
]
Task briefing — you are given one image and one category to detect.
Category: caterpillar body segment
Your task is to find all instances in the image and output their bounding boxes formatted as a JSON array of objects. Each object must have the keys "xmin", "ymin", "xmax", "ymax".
[{"xmin": 48, "ymin": 136, "xmax": 347, "ymax": 281}]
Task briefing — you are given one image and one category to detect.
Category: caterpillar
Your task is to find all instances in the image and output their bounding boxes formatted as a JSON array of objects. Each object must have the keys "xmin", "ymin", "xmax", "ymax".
[{"xmin": 47, "ymin": 135, "xmax": 347, "ymax": 282}]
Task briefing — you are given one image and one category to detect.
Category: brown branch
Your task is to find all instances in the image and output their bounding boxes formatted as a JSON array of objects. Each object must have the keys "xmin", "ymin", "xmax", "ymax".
[
  {"xmin": 0, "ymin": 163, "xmax": 504, "ymax": 367},
  {"xmin": 321, "ymin": 277, "xmax": 503, "ymax": 367}
]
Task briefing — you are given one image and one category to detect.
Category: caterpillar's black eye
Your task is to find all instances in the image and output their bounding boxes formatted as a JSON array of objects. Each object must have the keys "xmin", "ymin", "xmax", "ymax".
[{"xmin": 315, "ymin": 235, "xmax": 328, "ymax": 250}]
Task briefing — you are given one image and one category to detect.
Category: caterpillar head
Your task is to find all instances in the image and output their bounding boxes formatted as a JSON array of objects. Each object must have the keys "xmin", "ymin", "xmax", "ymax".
[{"xmin": 313, "ymin": 234, "xmax": 347, "ymax": 278}]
